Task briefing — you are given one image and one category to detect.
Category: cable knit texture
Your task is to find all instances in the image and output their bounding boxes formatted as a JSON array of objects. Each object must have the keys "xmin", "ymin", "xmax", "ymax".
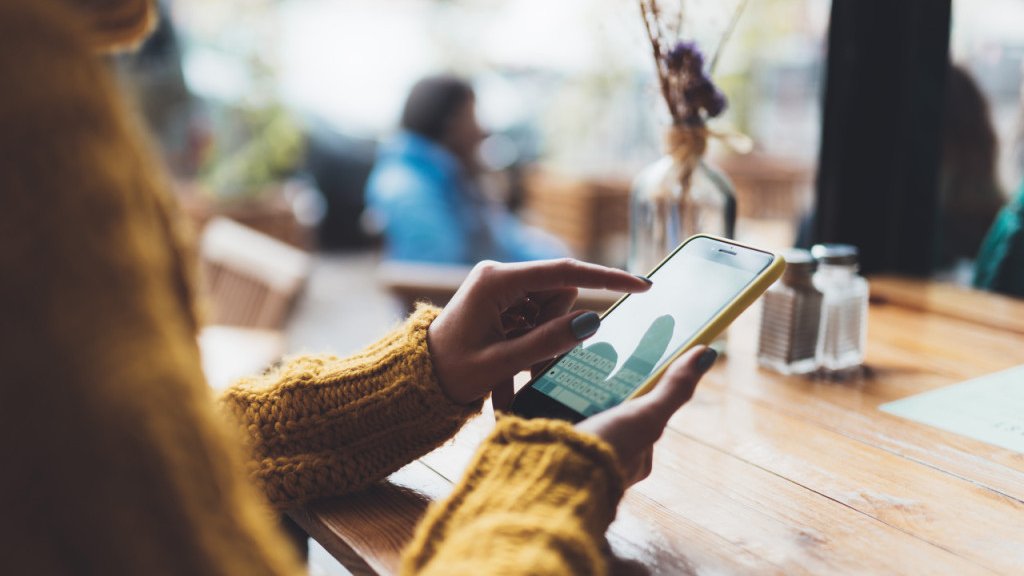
[
  {"xmin": 402, "ymin": 417, "xmax": 626, "ymax": 576},
  {"xmin": 219, "ymin": 305, "xmax": 483, "ymax": 509},
  {"xmin": 0, "ymin": 2, "xmax": 298, "ymax": 575},
  {"xmin": 0, "ymin": 2, "xmax": 625, "ymax": 576}
]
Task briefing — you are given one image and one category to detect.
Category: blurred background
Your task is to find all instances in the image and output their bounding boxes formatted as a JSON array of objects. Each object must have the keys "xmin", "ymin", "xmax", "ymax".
[
  {"xmin": 118, "ymin": 0, "xmax": 1024, "ymax": 269},
  {"xmin": 108, "ymin": 1, "xmax": 1024, "ymax": 572},
  {"xmin": 116, "ymin": 0, "xmax": 831, "ymax": 258}
]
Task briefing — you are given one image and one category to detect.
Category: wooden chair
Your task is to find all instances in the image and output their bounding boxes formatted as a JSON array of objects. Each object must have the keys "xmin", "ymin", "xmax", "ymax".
[
  {"xmin": 378, "ymin": 260, "xmax": 623, "ymax": 314},
  {"xmin": 714, "ymin": 152, "xmax": 815, "ymax": 221},
  {"xmin": 197, "ymin": 217, "xmax": 314, "ymax": 555},
  {"xmin": 521, "ymin": 170, "xmax": 632, "ymax": 266},
  {"xmin": 199, "ymin": 216, "xmax": 313, "ymax": 329}
]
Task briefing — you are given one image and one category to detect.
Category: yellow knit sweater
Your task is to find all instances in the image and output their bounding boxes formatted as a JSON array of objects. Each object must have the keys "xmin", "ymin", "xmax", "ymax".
[{"xmin": 0, "ymin": 2, "xmax": 625, "ymax": 575}]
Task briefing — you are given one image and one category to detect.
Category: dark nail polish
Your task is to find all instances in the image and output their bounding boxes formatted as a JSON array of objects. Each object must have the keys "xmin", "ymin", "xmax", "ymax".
[
  {"xmin": 696, "ymin": 348, "xmax": 718, "ymax": 374},
  {"xmin": 571, "ymin": 312, "xmax": 601, "ymax": 340},
  {"xmin": 633, "ymin": 274, "xmax": 653, "ymax": 285}
]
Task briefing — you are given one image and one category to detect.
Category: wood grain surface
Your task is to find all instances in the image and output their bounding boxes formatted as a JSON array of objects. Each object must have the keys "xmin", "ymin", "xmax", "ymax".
[
  {"xmin": 291, "ymin": 278, "xmax": 1024, "ymax": 576},
  {"xmin": 869, "ymin": 274, "xmax": 1024, "ymax": 335}
]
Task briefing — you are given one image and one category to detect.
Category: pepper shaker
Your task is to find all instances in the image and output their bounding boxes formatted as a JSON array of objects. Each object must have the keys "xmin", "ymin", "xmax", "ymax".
[{"xmin": 758, "ymin": 248, "xmax": 823, "ymax": 375}]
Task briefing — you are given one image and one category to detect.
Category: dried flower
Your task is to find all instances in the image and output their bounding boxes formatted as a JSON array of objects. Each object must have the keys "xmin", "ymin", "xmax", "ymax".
[
  {"xmin": 665, "ymin": 41, "xmax": 702, "ymax": 74},
  {"xmin": 662, "ymin": 41, "xmax": 724, "ymax": 125},
  {"xmin": 639, "ymin": 1, "xmax": 744, "ymax": 127}
]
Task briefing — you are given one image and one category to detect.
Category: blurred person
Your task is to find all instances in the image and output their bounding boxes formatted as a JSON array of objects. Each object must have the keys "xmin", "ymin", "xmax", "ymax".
[
  {"xmin": 797, "ymin": 63, "xmax": 1006, "ymax": 276},
  {"xmin": 972, "ymin": 62, "xmax": 1024, "ymax": 298},
  {"xmin": 365, "ymin": 75, "xmax": 570, "ymax": 264},
  {"xmin": 934, "ymin": 64, "xmax": 1006, "ymax": 274},
  {"xmin": 0, "ymin": 3, "xmax": 717, "ymax": 576},
  {"xmin": 973, "ymin": 185, "xmax": 1024, "ymax": 297}
]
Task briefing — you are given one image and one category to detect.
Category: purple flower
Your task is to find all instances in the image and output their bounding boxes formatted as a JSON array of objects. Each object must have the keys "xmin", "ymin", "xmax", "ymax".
[
  {"xmin": 682, "ymin": 75, "xmax": 728, "ymax": 120},
  {"xmin": 705, "ymin": 88, "xmax": 727, "ymax": 117},
  {"xmin": 661, "ymin": 40, "xmax": 728, "ymax": 123},
  {"xmin": 664, "ymin": 41, "xmax": 704, "ymax": 76}
]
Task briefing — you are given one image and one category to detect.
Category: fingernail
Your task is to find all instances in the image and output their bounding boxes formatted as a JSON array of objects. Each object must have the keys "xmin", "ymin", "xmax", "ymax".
[
  {"xmin": 571, "ymin": 312, "xmax": 601, "ymax": 340},
  {"xmin": 633, "ymin": 274, "xmax": 653, "ymax": 285},
  {"xmin": 696, "ymin": 348, "xmax": 718, "ymax": 374}
]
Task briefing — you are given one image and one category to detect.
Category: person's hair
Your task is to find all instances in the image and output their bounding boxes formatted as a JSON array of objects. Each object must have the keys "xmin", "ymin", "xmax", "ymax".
[
  {"xmin": 939, "ymin": 63, "xmax": 1006, "ymax": 261},
  {"xmin": 64, "ymin": 0, "xmax": 156, "ymax": 52},
  {"xmin": 942, "ymin": 64, "xmax": 999, "ymax": 190},
  {"xmin": 400, "ymin": 75, "xmax": 475, "ymax": 143}
]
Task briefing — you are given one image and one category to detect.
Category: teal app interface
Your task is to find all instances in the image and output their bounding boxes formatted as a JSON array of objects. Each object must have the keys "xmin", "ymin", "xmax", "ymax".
[{"xmin": 532, "ymin": 251, "xmax": 761, "ymax": 417}]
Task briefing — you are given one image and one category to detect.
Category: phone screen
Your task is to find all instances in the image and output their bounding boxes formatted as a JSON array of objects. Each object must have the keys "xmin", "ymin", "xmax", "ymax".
[{"xmin": 526, "ymin": 238, "xmax": 773, "ymax": 417}]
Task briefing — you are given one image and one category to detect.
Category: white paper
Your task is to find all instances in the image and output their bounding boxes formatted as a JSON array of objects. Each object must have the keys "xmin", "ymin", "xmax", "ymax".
[{"xmin": 880, "ymin": 365, "xmax": 1024, "ymax": 454}]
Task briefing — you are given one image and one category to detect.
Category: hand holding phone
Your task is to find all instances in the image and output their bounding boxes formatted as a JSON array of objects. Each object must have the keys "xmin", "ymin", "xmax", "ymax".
[
  {"xmin": 575, "ymin": 344, "xmax": 718, "ymax": 485},
  {"xmin": 510, "ymin": 235, "xmax": 785, "ymax": 422},
  {"xmin": 426, "ymin": 259, "xmax": 653, "ymax": 406}
]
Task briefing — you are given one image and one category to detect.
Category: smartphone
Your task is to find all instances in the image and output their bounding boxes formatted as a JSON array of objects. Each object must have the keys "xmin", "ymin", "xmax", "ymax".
[{"xmin": 509, "ymin": 235, "xmax": 785, "ymax": 422}]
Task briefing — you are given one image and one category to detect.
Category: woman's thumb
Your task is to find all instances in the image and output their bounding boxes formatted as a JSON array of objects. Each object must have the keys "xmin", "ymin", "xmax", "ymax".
[{"xmin": 639, "ymin": 345, "xmax": 717, "ymax": 423}]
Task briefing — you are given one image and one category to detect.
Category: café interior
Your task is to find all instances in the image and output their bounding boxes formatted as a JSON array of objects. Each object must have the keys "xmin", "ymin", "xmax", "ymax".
[{"xmin": 64, "ymin": 0, "xmax": 1024, "ymax": 574}]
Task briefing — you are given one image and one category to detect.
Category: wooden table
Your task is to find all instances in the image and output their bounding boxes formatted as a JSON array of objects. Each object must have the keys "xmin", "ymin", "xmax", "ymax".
[{"xmin": 290, "ymin": 277, "xmax": 1024, "ymax": 575}]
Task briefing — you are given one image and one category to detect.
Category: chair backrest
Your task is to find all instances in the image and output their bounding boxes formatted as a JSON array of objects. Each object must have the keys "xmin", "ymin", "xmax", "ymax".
[
  {"xmin": 377, "ymin": 260, "xmax": 620, "ymax": 315},
  {"xmin": 199, "ymin": 217, "xmax": 312, "ymax": 329}
]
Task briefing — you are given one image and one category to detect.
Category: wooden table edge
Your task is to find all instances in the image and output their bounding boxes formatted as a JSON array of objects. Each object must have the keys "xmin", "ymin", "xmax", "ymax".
[{"xmin": 288, "ymin": 506, "xmax": 382, "ymax": 576}]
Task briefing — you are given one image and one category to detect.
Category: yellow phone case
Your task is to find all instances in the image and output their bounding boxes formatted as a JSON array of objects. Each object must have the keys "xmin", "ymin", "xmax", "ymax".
[{"xmin": 611, "ymin": 234, "xmax": 786, "ymax": 402}]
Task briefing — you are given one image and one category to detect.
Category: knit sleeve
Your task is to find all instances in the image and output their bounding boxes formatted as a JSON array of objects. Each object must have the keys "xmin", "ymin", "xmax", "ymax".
[
  {"xmin": 401, "ymin": 417, "xmax": 626, "ymax": 576},
  {"xmin": 218, "ymin": 304, "xmax": 483, "ymax": 509}
]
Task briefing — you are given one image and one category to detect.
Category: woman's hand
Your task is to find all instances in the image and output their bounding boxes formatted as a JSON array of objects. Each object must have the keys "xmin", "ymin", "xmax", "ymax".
[
  {"xmin": 426, "ymin": 258, "xmax": 652, "ymax": 406},
  {"xmin": 576, "ymin": 345, "xmax": 718, "ymax": 486}
]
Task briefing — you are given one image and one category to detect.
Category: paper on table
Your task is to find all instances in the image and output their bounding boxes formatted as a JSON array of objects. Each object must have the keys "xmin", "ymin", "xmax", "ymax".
[{"xmin": 880, "ymin": 365, "xmax": 1024, "ymax": 454}]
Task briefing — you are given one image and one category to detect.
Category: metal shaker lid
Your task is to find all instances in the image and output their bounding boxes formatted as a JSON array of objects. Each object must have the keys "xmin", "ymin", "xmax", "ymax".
[
  {"xmin": 781, "ymin": 248, "xmax": 816, "ymax": 282},
  {"xmin": 782, "ymin": 248, "xmax": 816, "ymax": 270},
  {"xmin": 811, "ymin": 243, "xmax": 859, "ymax": 265}
]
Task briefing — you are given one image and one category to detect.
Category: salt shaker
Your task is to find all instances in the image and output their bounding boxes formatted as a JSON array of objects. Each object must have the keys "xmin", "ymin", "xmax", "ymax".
[
  {"xmin": 758, "ymin": 249, "xmax": 823, "ymax": 375},
  {"xmin": 811, "ymin": 244, "xmax": 869, "ymax": 373}
]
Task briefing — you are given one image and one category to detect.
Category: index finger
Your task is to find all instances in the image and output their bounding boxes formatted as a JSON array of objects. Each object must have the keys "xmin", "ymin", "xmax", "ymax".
[{"xmin": 487, "ymin": 258, "xmax": 652, "ymax": 303}]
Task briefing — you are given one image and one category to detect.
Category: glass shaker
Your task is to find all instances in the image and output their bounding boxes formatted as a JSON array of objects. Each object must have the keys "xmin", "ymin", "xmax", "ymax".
[
  {"xmin": 811, "ymin": 244, "xmax": 869, "ymax": 373},
  {"xmin": 758, "ymin": 249, "xmax": 823, "ymax": 375}
]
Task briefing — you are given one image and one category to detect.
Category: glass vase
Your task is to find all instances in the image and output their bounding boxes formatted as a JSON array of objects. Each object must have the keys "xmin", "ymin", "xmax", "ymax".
[{"xmin": 627, "ymin": 153, "xmax": 737, "ymax": 274}]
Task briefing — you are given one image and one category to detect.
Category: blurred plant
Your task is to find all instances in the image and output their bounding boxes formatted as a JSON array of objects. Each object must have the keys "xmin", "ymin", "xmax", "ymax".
[
  {"xmin": 199, "ymin": 103, "xmax": 305, "ymax": 199},
  {"xmin": 175, "ymin": 0, "xmax": 305, "ymax": 200}
]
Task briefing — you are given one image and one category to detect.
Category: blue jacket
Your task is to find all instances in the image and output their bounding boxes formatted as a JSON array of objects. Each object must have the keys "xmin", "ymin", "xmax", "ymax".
[{"xmin": 365, "ymin": 131, "xmax": 568, "ymax": 264}]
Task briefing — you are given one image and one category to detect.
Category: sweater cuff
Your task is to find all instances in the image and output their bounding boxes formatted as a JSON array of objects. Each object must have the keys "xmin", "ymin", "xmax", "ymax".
[
  {"xmin": 460, "ymin": 416, "xmax": 626, "ymax": 521},
  {"xmin": 391, "ymin": 303, "xmax": 486, "ymax": 423},
  {"xmin": 401, "ymin": 416, "xmax": 626, "ymax": 575}
]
